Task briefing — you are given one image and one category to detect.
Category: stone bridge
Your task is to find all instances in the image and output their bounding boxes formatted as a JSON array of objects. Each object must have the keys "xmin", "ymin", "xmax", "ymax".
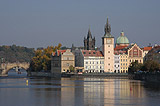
[{"xmin": 0, "ymin": 62, "xmax": 30, "ymax": 75}]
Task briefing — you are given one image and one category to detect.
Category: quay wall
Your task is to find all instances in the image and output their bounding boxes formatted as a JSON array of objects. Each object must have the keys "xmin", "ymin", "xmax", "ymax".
[{"xmin": 132, "ymin": 72, "xmax": 160, "ymax": 83}]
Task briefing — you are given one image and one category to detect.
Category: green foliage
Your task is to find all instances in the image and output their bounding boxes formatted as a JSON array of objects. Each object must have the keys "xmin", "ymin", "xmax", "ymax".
[
  {"xmin": 30, "ymin": 43, "xmax": 62, "ymax": 72},
  {"xmin": 69, "ymin": 65, "xmax": 75, "ymax": 72},
  {"xmin": 129, "ymin": 60, "xmax": 160, "ymax": 73},
  {"xmin": 141, "ymin": 60, "xmax": 160, "ymax": 72},
  {"xmin": 0, "ymin": 45, "xmax": 34, "ymax": 63},
  {"xmin": 128, "ymin": 60, "xmax": 143, "ymax": 73}
]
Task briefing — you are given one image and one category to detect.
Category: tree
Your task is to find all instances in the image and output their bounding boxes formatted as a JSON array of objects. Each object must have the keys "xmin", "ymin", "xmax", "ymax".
[
  {"xmin": 29, "ymin": 43, "xmax": 62, "ymax": 72},
  {"xmin": 69, "ymin": 65, "xmax": 75, "ymax": 72},
  {"xmin": 128, "ymin": 60, "xmax": 143, "ymax": 73},
  {"xmin": 141, "ymin": 60, "xmax": 160, "ymax": 72}
]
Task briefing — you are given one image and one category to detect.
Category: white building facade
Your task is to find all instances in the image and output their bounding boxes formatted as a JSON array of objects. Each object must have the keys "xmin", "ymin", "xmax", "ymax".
[
  {"xmin": 75, "ymin": 50, "xmax": 104, "ymax": 73},
  {"xmin": 114, "ymin": 55, "xmax": 120, "ymax": 73}
]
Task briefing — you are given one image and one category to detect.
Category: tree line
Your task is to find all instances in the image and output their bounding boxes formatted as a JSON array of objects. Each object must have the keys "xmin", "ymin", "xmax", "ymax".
[
  {"xmin": 128, "ymin": 60, "xmax": 160, "ymax": 73},
  {"xmin": 0, "ymin": 45, "xmax": 34, "ymax": 63}
]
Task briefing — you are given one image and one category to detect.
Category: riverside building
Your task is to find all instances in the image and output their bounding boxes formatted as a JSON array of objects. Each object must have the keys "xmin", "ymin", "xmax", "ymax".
[{"xmin": 51, "ymin": 49, "xmax": 75, "ymax": 76}]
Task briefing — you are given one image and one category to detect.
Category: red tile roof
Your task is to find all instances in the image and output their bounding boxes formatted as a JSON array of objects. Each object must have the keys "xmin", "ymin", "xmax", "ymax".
[
  {"xmin": 82, "ymin": 50, "xmax": 103, "ymax": 57},
  {"xmin": 52, "ymin": 50, "xmax": 66, "ymax": 56},
  {"xmin": 143, "ymin": 47, "xmax": 152, "ymax": 51},
  {"xmin": 114, "ymin": 45, "xmax": 128, "ymax": 51},
  {"xmin": 114, "ymin": 45, "xmax": 128, "ymax": 55}
]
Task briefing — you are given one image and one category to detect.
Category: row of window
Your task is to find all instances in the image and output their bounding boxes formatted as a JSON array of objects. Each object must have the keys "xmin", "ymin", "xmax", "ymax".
[
  {"xmin": 121, "ymin": 59, "xmax": 127, "ymax": 62},
  {"xmin": 129, "ymin": 59, "xmax": 142, "ymax": 63},
  {"xmin": 63, "ymin": 57, "xmax": 73, "ymax": 60},
  {"xmin": 121, "ymin": 63, "xmax": 128, "ymax": 66},
  {"xmin": 85, "ymin": 61, "xmax": 104, "ymax": 64},
  {"xmin": 85, "ymin": 66, "xmax": 104, "ymax": 69},
  {"xmin": 121, "ymin": 67, "xmax": 128, "ymax": 69}
]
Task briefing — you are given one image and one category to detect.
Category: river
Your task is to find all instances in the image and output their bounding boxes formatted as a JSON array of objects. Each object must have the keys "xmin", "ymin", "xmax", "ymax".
[{"xmin": 0, "ymin": 71, "xmax": 160, "ymax": 106}]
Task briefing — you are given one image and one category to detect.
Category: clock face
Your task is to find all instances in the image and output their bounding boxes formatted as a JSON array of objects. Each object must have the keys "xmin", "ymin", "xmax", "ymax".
[{"xmin": 107, "ymin": 39, "xmax": 112, "ymax": 44}]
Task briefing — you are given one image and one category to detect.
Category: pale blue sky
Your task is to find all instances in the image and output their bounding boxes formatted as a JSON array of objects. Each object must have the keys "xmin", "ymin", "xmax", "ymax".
[{"xmin": 0, "ymin": 0, "xmax": 160, "ymax": 48}]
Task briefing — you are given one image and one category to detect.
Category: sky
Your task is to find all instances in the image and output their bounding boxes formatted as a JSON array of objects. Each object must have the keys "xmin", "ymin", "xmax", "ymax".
[{"xmin": 0, "ymin": 0, "xmax": 160, "ymax": 48}]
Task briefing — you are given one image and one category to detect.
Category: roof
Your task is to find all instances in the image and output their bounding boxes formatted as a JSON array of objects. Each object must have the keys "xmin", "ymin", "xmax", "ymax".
[
  {"xmin": 114, "ymin": 45, "xmax": 128, "ymax": 55},
  {"xmin": 116, "ymin": 31, "xmax": 129, "ymax": 44},
  {"xmin": 143, "ymin": 47, "xmax": 152, "ymax": 51},
  {"xmin": 52, "ymin": 50, "xmax": 66, "ymax": 56},
  {"xmin": 82, "ymin": 50, "xmax": 103, "ymax": 57},
  {"xmin": 114, "ymin": 45, "xmax": 128, "ymax": 51}
]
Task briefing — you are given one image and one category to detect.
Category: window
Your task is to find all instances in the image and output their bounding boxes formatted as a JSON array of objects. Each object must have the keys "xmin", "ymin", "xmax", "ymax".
[
  {"xmin": 93, "ymin": 62, "xmax": 94, "ymax": 64},
  {"xmin": 86, "ymin": 62, "xmax": 88, "ymax": 64},
  {"xmin": 108, "ymin": 51, "xmax": 110, "ymax": 53},
  {"xmin": 93, "ymin": 52, "xmax": 96, "ymax": 54},
  {"xmin": 126, "ymin": 59, "xmax": 127, "ymax": 62},
  {"xmin": 89, "ymin": 52, "xmax": 91, "ymax": 54},
  {"xmin": 84, "ymin": 52, "xmax": 86, "ymax": 54},
  {"xmin": 97, "ymin": 62, "xmax": 98, "ymax": 64},
  {"xmin": 108, "ymin": 57, "xmax": 110, "ymax": 59},
  {"xmin": 67, "ymin": 63, "xmax": 69, "ymax": 66},
  {"xmin": 108, "ymin": 45, "xmax": 110, "ymax": 47},
  {"xmin": 108, "ymin": 64, "xmax": 110, "ymax": 66}
]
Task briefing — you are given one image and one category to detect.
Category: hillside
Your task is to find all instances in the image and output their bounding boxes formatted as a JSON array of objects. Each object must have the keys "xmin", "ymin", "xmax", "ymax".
[{"xmin": 0, "ymin": 45, "xmax": 35, "ymax": 63}]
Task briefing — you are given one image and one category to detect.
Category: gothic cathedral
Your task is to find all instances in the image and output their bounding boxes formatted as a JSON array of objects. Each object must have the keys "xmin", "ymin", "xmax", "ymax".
[{"xmin": 84, "ymin": 28, "xmax": 95, "ymax": 50}]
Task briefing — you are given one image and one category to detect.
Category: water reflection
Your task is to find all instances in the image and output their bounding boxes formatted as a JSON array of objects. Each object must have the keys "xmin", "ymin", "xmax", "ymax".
[{"xmin": 0, "ymin": 77, "xmax": 160, "ymax": 106}]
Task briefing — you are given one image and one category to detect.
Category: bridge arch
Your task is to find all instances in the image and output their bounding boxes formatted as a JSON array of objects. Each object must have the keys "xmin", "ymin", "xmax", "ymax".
[{"xmin": 1, "ymin": 62, "xmax": 30, "ymax": 75}]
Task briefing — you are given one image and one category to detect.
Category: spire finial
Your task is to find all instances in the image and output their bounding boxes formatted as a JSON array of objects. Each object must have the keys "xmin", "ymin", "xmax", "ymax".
[
  {"xmin": 121, "ymin": 30, "xmax": 124, "ymax": 36},
  {"xmin": 87, "ymin": 26, "xmax": 92, "ymax": 38},
  {"xmin": 104, "ymin": 17, "xmax": 111, "ymax": 35}
]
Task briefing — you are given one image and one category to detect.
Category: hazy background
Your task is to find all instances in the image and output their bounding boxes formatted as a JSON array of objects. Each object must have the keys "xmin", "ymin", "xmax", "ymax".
[{"xmin": 0, "ymin": 0, "xmax": 160, "ymax": 48}]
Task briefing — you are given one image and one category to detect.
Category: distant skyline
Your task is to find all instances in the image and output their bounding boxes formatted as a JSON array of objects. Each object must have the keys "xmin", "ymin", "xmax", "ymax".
[{"xmin": 0, "ymin": 0, "xmax": 160, "ymax": 48}]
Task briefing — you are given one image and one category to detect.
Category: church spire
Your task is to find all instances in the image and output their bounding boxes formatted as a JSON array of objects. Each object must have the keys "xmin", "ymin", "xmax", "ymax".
[
  {"xmin": 104, "ymin": 17, "xmax": 113, "ymax": 37},
  {"xmin": 105, "ymin": 17, "xmax": 111, "ymax": 34},
  {"xmin": 87, "ymin": 27, "xmax": 92, "ymax": 39}
]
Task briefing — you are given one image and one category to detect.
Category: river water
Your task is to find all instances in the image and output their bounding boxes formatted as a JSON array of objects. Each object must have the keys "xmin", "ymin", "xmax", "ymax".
[{"xmin": 0, "ymin": 71, "xmax": 160, "ymax": 106}]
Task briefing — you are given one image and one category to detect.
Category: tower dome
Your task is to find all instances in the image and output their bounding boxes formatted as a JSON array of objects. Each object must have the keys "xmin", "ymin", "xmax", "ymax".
[{"xmin": 116, "ymin": 31, "xmax": 129, "ymax": 46}]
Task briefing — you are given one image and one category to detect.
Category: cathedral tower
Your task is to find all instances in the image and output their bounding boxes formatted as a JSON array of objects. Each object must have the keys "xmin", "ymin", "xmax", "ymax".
[
  {"xmin": 84, "ymin": 28, "xmax": 95, "ymax": 50},
  {"xmin": 102, "ymin": 17, "xmax": 114, "ymax": 73}
]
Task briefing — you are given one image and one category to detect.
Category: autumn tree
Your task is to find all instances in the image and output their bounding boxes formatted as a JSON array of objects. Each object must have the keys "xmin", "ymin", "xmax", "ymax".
[{"xmin": 29, "ymin": 43, "xmax": 62, "ymax": 72}]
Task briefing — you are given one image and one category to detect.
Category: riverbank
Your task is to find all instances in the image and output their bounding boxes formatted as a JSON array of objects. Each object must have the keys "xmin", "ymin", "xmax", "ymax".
[
  {"xmin": 62, "ymin": 73, "xmax": 129, "ymax": 78},
  {"xmin": 28, "ymin": 71, "xmax": 129, "ymax": 78},
  {"xmin": 0, "ymin": 74, "xmax": 8, "ymax": 77},
  {"xmin": 130, "ymin": 72, "xmax": 160, "ymax": 83}
]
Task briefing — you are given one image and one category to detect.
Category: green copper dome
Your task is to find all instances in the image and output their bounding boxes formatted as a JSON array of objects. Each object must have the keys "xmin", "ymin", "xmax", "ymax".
[{"xmin": 116, "ymin": 31, "xmax": 129, "ymax": 44}]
